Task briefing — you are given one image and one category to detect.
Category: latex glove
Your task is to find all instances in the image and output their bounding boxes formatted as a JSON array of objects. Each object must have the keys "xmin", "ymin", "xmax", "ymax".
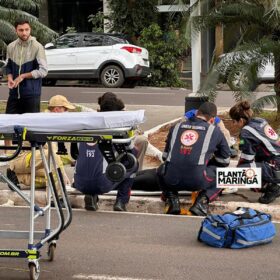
[
  {"xmin": 185, "ymin": 109, "xmax": 197, "ymax": 120},
  {"xmin": 214, "ymin": 116, "xmax": 221, "ymax": 125}
]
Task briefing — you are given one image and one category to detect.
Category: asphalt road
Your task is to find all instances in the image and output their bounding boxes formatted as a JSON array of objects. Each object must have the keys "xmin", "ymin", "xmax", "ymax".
[
  {"xmin": 0, "ymin": 207, "xmax": 279, "ymax": 280},
  {"xmin": 0, "ymin": 84, "xmax": 275, "ymax": 107},
  {"xmin": 0, "ymin": 85, "xmax": 190, "ymax": 106}
]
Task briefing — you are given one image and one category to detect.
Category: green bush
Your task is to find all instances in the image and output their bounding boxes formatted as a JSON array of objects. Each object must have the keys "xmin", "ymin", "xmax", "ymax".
[
  {"xmin": 107, "ymin": 0, "xmax": 158, "ymax": 42},
  {"xmin": 139, "ymin": 24, "xmax": 187, "ymax": 87}
]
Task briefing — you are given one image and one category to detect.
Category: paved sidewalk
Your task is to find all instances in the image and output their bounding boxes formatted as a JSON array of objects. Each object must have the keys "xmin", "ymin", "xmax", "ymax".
[{"xmin": 1, "ymin": 103, "xmax": 280, "ymax": 221}]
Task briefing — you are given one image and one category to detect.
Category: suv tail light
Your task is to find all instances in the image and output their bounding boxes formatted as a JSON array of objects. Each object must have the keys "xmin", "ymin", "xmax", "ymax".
[{"xmin": 121, "ymin": 46, "xmax": 142, "ymax": 54}]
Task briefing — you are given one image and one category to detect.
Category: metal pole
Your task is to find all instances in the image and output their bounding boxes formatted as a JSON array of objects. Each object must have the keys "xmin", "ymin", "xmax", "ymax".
[
  {"xmin": 191, "ymin": 0, "xmax": 201, "ymax": 93},
  {"xmin": 28, "ymin": 146, "xmax": 36, "ymax": 247}
]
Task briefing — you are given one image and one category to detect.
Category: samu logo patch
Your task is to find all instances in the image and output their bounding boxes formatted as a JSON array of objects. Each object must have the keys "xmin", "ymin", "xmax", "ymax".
[
  {"xmin": 180, "ymin": 130, "xmax": 199, "ymax": 146},
  {"xmin": 264, "ymin": 125, "xmax": 278, "ymax": 141}
]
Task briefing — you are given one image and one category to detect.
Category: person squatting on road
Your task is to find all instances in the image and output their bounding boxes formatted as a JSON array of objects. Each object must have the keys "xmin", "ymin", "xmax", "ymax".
[
  {"xmin": 6, "ymin": 95, "xmax": 74, "ymax": 203},
  {"xmin": 132, "ymin": 109, "xmax": 233, "ymax": 195},
  {"xmin": 72, "ymin": 92, "xmax": 147, "ymax": 212},
  {"xmin": 159, "ymin": 102, "xmax": 231, "ymax": 216},
  {"xmin": 229, "ymin": 100, "xmax": 280, "ymax": 204}
]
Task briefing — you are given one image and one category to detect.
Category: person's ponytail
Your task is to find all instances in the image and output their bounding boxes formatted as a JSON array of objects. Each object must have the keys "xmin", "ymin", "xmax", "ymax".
[{"xmin": 229, "ymin": 100, "xmax": 253, "ymax": 123}]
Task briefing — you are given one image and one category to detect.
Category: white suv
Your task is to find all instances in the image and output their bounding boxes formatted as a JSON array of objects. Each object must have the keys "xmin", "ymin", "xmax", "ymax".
[
  {"xmin": 219, "ymin": 52, "xmax": 274, "ymax": 91},
  {"xmin": 44, "ymin": 33, "xmax": 150, "ymax": 87}
]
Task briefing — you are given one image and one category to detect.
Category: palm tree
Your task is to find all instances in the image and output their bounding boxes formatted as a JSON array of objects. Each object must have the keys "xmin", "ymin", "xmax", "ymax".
[
  {"xmin": 180, "ymin": 0, "xmax": 280, "ymax": 114},
  {"xmin": 0, "ymin": 0, "xmax": 57, "ymax": 54}
]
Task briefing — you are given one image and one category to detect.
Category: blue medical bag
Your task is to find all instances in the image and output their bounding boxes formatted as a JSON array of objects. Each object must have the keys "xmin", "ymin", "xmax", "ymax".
[{"xmin": 198, "ymin": 207, "xmax": 276, "ymax": 249}]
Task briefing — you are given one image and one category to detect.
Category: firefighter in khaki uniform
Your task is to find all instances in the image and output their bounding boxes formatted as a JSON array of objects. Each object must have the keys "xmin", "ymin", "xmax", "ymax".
[
  {"xmin": 159, "ymin": 102, "xmax": 231, "ymax": 216},
  {"xmin": 6, "ymin": 95, "xmax": 75, "ymax": 193}
]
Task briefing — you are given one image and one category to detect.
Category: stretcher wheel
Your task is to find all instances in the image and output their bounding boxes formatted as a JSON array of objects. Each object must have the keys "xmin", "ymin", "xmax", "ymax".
[
  {"xmin": 118, "ymin": 153, "xmax": 137, "ymax": 171},
  {"xmin": 106, "ymin": 162, "xmax": 126, "ymax": 182},
  {"xmin": 29, "ymin": 263, "xmax": 40, "ymax": 280},
  {"xmin": 48, "ymin": 243, "xmax": 56, "ymax": 261}
]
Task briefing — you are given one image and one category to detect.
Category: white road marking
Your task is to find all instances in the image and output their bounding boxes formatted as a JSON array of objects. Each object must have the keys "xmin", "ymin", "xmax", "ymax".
[{"xmin": 73, "ymin": 274, "xmax": 155, "ymax": 280}]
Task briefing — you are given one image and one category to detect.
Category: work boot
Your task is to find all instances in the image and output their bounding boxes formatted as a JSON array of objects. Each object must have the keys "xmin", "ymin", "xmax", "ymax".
[
  {"xmin": 6, "ymin": 168, "xmax": 20, "ymax": 191},
  {"xmin": 189, "ymin": 193, "xmax": 209, "ymax": 216},
  {"xmin": 258, "ymin": 183, "xmax": 280, "ymax": 204},
  {"xmin": 84, "ymin": 194, "xmax": 99, "ymax": 211},
  {"xmin": 51, "ymin": 198, "xmax": 66, "ymax": 209},
  {"xmin": 160, "ymin": 191, "xmax": 167, "ymax": 202},
  {"xmin": 164, "ymin": 191, "xmax": 181, "ymax": 215},
  {"xmin": 57, "ymin": 142, "xmax": 68, "ymax": 155},
  {"xmin": 113, "ymin": 199, "xmax": 127, "ymax": 211}
]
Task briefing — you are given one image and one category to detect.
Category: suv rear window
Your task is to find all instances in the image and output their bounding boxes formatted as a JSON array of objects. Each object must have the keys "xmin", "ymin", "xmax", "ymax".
[
  {"xmin": 56, "ymin": 35, "xmax": 80, "ymax": 48},
  {"xmin": 109, "ymin": 36, "xmax": 127, "ymax": 44},
  {"xmin": 83, "ymin": 35, "xmax": 104, "ymax": 47}
]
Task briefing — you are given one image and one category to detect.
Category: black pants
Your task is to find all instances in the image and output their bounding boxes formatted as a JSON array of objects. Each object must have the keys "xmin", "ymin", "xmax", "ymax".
[
  {"xmin": 132, "ymin": 168, "xmax": 161, "ymax": 191},
  {"xmin": 132, "ymin": 165, "xmax": 223, "ymax": 202},
  {"xmin": 159, "ymin": 163, "xmax": 222, "ymax": 202},
  {"xmin": 6, "ymin": 96, "xmax": 41, "ymax": 114},
  {"xmin": 238, "ymin": 158, "xmax": 280, "ymax": 185}
]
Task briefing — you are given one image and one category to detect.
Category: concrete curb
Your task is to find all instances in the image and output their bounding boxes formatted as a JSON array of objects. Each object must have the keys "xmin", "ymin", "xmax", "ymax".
[{"xmin": 1, "ymin": 189, "xmax": 280, "ymax": 221}]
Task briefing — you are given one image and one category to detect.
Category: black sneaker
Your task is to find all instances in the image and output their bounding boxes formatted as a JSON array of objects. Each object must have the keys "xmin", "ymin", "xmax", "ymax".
[
  {"xmin": 113, "ymin": 199, "xmax": 127, "ymax": 211},
  {"xmin": 258, "ymin": 183, "xmax": 280, "ymax": 204},
  {"xmin": 164, "ymin": 191, "xmax": 181, "ymax": 215},
  {"xmin": 6, "ymin": 168, "xmax": 20, "ymax": 191},
  {"xmin": 51, "ymin": 198, "xmax": 66, "ymax": 208},
  {"xmin": 189, "ymin": 193, "xmax": 209, "ymax": 216},
  {"xmin": 84, "ymin": 194, "xmax": 99, "ymax": 211}
]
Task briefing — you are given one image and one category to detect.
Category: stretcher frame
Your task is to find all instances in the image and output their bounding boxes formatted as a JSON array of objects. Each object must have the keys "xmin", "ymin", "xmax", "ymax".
[{"xmin": 0, "ymin": 126, "xmax": 137, "ymax": 280}]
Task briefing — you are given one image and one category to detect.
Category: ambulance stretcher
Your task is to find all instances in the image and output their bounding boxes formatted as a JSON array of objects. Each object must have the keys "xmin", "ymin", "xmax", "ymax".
[{"xmin": 0, "ymin": 110, "xmax": 144, "ymax": 280}]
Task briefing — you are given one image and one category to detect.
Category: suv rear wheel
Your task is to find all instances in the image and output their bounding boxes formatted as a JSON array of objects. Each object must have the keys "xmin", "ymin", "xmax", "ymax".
[{"xmin": 100, "ymin": 65, "xmax": 124, "ymax": 88}]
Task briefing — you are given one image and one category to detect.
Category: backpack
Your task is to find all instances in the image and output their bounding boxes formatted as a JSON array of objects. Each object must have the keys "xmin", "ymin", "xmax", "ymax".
[{"xmin": 198, "ymin": 207, "xmax": 276, "ymax": 249}]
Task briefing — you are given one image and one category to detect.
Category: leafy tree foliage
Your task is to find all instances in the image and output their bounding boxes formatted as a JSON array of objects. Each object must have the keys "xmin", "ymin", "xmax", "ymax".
[
  {"xmin": 0, "ymin": 0, "xmax": 57, "ymax": 53},
  {"xmin": 186, "ymin": 0, "xmax": 280, "ymax": 113},
  {"xmin": 107, "ymin": 0, "xmax": 158, "ymax": 42},
  {"xmin": 88, "ymin": 11, "xmax": 105, "ymax": 33},
  {"xmin": 140, "ymin": 23, "xmax": 187, "ymax": 87}
]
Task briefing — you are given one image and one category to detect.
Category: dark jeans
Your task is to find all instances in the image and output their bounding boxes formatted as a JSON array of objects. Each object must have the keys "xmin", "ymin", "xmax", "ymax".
[
  {"xmin": 74, "ymin": 174, "xmax": 133, "ymax": 204},
  {"xmin": 6, "ymin": 96, "xmax": 41, "ymax": 114}
]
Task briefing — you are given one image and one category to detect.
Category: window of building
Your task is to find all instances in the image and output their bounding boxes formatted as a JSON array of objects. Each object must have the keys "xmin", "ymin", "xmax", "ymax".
[{"xmin": 48, "ymin": 0, "xmax": 102, "ymax": 34}]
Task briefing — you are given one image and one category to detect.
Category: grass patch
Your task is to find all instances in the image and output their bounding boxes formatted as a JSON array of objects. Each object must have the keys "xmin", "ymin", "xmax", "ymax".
[{"xmin": 0, "ymin": 102, "xmax": 6, "ymax": 112}]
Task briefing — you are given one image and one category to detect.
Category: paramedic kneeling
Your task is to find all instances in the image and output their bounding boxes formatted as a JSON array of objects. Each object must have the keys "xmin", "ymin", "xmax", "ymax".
[
  {"xmin": 159, "ymin": 102, "xmax": 231, "ymax": 216},
  {"xmin": 72, "ymin": 95, "xmax": 137, "ymax": 212},
  {"xmin": 229, "ymin": 100, "xmax": 280, "ymax": 204}
]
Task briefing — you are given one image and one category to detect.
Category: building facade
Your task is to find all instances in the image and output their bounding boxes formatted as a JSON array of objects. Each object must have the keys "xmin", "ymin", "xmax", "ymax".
[{"xmin": 40, "ymin": 0, "xmax": 102, "ymax": 34}]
